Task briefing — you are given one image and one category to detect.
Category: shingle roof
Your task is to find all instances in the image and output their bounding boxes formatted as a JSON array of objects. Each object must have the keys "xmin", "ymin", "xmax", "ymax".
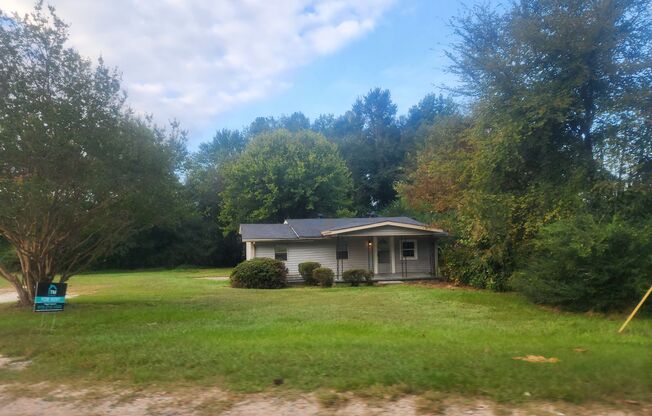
[
  {"xmin": 239, "ymin": 223, "xmax": 297, "ymax": 240},
  {"xmin": 240, "ymin": 216, "xmax": 430, "ymax": 241}
]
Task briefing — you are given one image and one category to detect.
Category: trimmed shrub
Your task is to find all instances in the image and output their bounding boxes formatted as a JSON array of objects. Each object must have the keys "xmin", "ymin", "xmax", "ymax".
[
  {"xmin": 511, "ymin": 215, "xmax": 652, "ymax": 312},
  {"xmin": 342, "ymin": 269, "xmax": 373, "ymax": 286},
  {"xmin": 230, "ymin": 258, "xmax": 287, "ymax": 289},
  {"xmin": 313, "ymin": 267, "xmax": 334, "ymax": 287},
  {"xmin": 298, "ymin": 261, "xmax": 321, "ymax": 286}
]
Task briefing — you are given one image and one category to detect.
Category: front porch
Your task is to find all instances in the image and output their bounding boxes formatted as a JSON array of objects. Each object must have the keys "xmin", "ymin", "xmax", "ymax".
[
  {"xmin": 331, "ymin": 233, "xmax": 442, "ymax": 281},
  {"xmin": 372, "ymin": 272, "xmax": 436, "ymax": 281},
  {"xmin": 288, "ymin": 272, "xmax": 435, "ymax": 284}
]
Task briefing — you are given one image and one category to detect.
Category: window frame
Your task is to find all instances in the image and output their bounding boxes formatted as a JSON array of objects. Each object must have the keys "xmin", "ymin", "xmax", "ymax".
[
  {"xmin": 400, "ymin": 239, "xmax": 418, "ymax": 260},
  {"xmin": 336, "ymin": 241, "xmax": 349, "ymax": 260},
  {"xmin": 274, "ymin": 245, "xmax": 288, "ymax": 261}
]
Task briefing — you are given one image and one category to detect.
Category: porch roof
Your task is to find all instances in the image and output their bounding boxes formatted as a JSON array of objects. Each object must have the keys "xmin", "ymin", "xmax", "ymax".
[{"xmin": 240, "ymin": 216, "xmax": 447, "ymax": 241}]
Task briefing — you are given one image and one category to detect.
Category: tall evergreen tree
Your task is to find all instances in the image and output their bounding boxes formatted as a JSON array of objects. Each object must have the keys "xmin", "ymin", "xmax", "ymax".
[{"xmin": 333, "ymin": 88, "xmax": 402, "ymax": 212}]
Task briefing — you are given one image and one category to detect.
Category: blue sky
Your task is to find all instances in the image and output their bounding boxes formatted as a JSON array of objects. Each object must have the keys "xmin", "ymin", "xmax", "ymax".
[
  {"xmin": 1, "ymin": 0, "xmax": 482, "ymax": 148},
  {"xmin": 215, "ymin": 0, "xmax": 466, "ymax": 134}
]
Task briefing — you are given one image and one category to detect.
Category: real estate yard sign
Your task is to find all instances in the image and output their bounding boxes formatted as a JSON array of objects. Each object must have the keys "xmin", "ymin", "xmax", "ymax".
[{"xmin": 34, "ymin": 282, "xmax": 67, "ymax": 312}]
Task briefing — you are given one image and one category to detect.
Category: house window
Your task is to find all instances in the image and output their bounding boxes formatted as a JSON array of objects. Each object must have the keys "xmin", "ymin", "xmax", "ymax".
[
  {"xmin": 336, "ymin": 241, "xmax": 348, "ymax": 260},
  {"xmin": 274, "ymin": 245, "xmax": 287, "ymax": 261},
  {"xmin": 401, "ymin": 240, "xmax": 418, "ymax": 260}
]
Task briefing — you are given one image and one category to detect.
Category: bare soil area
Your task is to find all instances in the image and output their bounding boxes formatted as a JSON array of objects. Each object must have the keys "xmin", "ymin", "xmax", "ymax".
[
  {"xmin": 0, "ymin": 383, "xmax": 648, "ymax": 416},
  {"xmin": 0, "ymin": 289, "xmax": 79, "ymax": 304}
]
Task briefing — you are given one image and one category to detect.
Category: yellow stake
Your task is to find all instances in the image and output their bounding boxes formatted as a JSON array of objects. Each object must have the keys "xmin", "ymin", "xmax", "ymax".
[{"xmin": 618, "ymin": 285, "xmax": 652, "ymax": 333}]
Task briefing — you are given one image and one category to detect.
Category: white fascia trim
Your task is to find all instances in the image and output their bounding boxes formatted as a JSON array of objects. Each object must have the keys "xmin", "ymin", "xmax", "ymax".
[
  {"xmin": 241, "ymin": 238, "xmax": 298, "ymax": 243},
  {"xmin": 321, "ymin": 221, "xmax": 445, "ymax": 236}
]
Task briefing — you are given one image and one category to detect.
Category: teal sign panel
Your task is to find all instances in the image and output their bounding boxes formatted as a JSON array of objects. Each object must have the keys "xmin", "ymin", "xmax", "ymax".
[{"xmin": 34, "ymin": 282, "xmax": 67, "ymax": 312}]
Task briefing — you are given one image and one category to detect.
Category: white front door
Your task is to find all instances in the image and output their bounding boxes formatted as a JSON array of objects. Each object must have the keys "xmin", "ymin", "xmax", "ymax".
[{"xmin": 376, "ymin": 238, "xmax": 391, "ymax": 274}]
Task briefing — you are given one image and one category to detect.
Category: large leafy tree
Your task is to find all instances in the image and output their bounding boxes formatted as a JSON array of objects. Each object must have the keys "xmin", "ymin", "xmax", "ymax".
[
  {"xmin": 401, "ymin": 93, "xmax": 459, "ymax": 142},
  {"xmin": 332, "ymin": 88, "xmax": 403, "ymax": 212},
  {"xmin": 397, "ymin": 115, "xmax": 472, "ymax": 225},
  {"xmin": 400, "ymin": 0, "xmax": 652, "ymax": 290},
  {"xmin": 247, "ymin": 112, "xmax": 311, "ymax": 137},
  {"xmin": 0, "ymin": 5, "xmax": 185, "ymax": 305},
  {"xmin": 220, "ymin": 130, "xmax": 354, "ymax": 230}
]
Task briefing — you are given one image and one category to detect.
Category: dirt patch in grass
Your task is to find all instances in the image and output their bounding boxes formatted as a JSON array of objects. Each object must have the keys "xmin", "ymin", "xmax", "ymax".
[
  {"xmin": 196, "ymin": 276, "xmax": 229, "ymax": 281},
  {"xmin": 0, "ymin": 289, "xmax": 82, "ymax": 304},
  {"xmin": 0, "ymin": 383, "xmax": 649, "ymax": 416},
  {"xmin": 0, "ymin": 355, "xmax": 31, "ymax": 371}
]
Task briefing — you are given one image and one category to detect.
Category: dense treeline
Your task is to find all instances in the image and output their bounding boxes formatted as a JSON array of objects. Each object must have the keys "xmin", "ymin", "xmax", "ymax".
[
  {"xmin": 2, "ymin": 1, "xmax": 650, "ymax": 311},
  {"xmin": 400, "ymin": 0, "xmax": 652, "ymax": 310},
  {"xmin": 98, "ymin": 89, "xmax": 458, "ymax": 269}
]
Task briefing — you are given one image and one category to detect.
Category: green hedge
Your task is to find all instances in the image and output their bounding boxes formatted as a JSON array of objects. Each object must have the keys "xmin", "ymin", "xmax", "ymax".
[
  {"xmin": 298, "ymin": 261, "xmax": 321, "ymax": 286},
  {"xmin": 230, "ymin": 258, "xmax": 287, "ymax": 289},
  {"xmin": 511, "ymin": 215, "xmax": 652, "ymax": 312},
  {"xmin": 312, "ymin": 267, "xmax": 334, "ymax": 287},
  {"xmin": 342, "ymin": 269, "xmax": 373, "ymax": 286}
]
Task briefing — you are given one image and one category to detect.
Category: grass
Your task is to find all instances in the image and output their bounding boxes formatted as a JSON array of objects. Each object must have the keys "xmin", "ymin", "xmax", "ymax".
[{"xmin": 0, "ymin": 268, "xmax": 650, "ymax": 404}]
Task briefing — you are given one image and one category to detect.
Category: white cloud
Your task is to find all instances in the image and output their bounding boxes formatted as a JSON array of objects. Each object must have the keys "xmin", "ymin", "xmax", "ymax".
[{"xmin": 0, "ymin": 0, "xmax": 394, "ymax": 137}]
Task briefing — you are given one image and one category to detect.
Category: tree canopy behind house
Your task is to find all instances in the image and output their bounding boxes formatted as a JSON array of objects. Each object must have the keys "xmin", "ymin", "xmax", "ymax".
[{"xmin": 219, "ymin": 130, "xmax": 354, "ymax": 231}]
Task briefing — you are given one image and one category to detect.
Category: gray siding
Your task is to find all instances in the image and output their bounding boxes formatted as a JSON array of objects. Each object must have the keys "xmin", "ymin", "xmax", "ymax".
[
  {"xmin": 393, "ymin": 236, "xmax": 434, "ymax": 274},
  {"xmin": 254, "ymin": 243, "xmax": 275, "ymax": 259},
  {"xmin": 254, "ymin": 238, "xmax": 369, "ymax": 277},
  {"xmin": 341, "ymin": 237, "xmax": 370, "ymax": 271},
  {"xmin": 255, "ymin": 240, "xmax": 337, "ymax": 277},
  {"xmin": 252, "ymin": 236, "xmax": 436, "ymax": 277},
  {"xmin": 285, "ymin": 240, "xmax": 337, "ymax": 277}
]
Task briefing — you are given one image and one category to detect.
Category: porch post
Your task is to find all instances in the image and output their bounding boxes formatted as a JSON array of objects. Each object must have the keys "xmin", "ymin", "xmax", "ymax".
[
  {"xmin": 336, "ymin": 236, "xmax": 340, "ymax": 280},
  {"xmin": 434, "ymin": 238, "xmax": 439, "ymax": 278},
  {"xmin": 390, "ymin": 236, "xmax": 396, "ymax": 275},
  {"xmin": 373, "ymin": 236, "xmax": 378, "ymax": 275},
  {"xmin": 367, "ymin": 239, "xmax": 373, "ymax": 271}
]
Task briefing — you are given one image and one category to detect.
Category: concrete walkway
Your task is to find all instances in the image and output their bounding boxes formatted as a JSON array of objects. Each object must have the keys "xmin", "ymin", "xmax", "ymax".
[{"xmin": 0, "ymin": 291, "xmax": 18, "ymax": 304}]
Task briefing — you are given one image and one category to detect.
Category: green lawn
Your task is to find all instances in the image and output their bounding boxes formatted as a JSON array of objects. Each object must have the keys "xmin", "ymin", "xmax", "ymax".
[{"xmin": 0, "ymin": 268, "xmax": 650, "ymax": 404}]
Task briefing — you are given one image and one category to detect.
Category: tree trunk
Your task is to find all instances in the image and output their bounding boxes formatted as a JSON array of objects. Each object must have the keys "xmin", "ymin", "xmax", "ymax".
[
  {"xmin": 12, "ymin": 281, "xmax": 33, "ymax": 306},
  {"xmin": 0, "ymin": 263, "xmax": 33, "ymax": 306},
  {"xmin": 0, "ymin": 245, "xmax": 56, "ymax": 307}
]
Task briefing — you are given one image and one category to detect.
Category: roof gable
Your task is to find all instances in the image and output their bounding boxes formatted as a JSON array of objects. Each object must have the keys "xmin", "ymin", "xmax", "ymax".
[
  {"xmin": 320, "ymin": 221, "xmax": 444, "ymax": 236},
  {"xmin": 285, "ymin": 217, "xmax": 423, "ymax": 238}
]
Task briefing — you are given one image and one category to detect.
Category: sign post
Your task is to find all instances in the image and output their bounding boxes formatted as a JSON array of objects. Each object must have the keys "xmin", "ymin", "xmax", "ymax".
[{"xmin": 34, "ymin": 282, "xmax": 67, "ymax": 313}]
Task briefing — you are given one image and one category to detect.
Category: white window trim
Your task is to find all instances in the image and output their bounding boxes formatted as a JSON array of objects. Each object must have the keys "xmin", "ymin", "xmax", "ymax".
[{"xmin": 400, "ymin": 239, "xmax": 418, "ymax": 261}]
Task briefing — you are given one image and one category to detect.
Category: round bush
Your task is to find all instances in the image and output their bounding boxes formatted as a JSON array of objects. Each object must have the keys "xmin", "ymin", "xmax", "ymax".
[
  {"xmin": 342, "ymin": 269, "xmax": 373, "ymax": 286},
  {"xmin": 230, "ymin": 258, "xmax": 287, "ymax": 289},
  {"xmin": 298, "ymin": 261, "xmax": 321, "ymax": 286},
  {"xmin": 312, "ymin": 267, "xmax": 334, "ymax": 287}
]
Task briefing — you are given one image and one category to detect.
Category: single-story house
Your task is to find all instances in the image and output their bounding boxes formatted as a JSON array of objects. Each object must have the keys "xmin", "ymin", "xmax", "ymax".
[{"xmin": 239, "ymin": 217, "xmax": 448, "ymax": 281}]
